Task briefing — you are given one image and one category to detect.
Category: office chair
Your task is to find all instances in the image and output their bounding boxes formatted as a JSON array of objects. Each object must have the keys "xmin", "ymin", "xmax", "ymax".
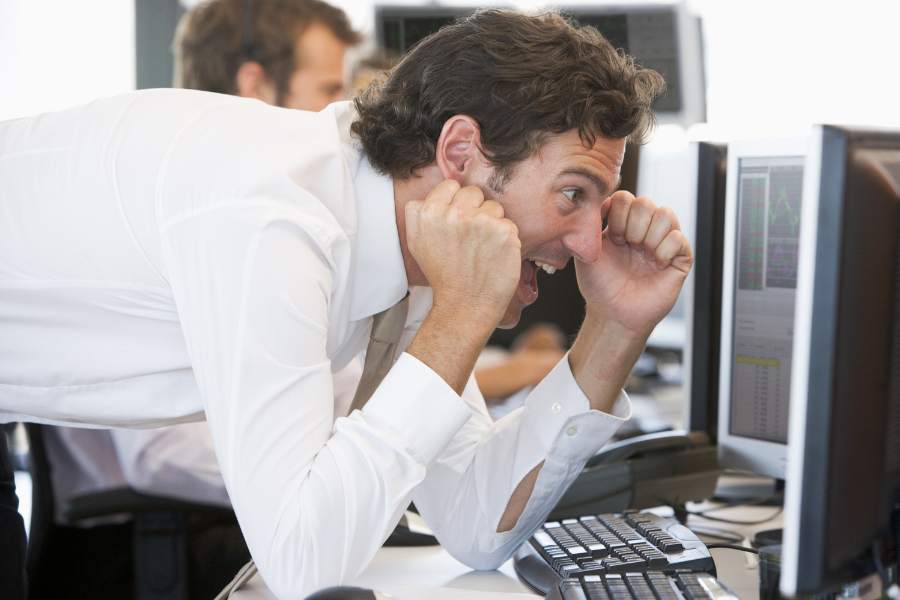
[{"xmin": 24, "ymin": 424, "xmax": 250, "ymax": 600}]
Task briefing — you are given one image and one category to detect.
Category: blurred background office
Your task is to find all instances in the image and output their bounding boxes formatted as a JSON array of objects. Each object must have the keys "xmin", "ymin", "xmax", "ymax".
[{"xmin": 2, "ymin": 0, "xmax": 900, "ymax": 597}]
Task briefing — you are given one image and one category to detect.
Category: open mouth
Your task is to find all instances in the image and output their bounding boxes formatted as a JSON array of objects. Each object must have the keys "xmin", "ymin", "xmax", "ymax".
[
  {"xmin": 521, "ymin": 260, "xmax": 538, "ymax": 295},
  {"xmin": 517, "ymin": 258, "xmax": 561, "ymax": 305}
]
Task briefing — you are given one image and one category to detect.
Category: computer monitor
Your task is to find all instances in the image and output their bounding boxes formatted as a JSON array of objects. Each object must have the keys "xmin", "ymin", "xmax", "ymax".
[
  {"xmin": 374, "ymin": 2, "xmax": 707, "ymax": 127},
  {"xmin": 717, "ymin": 138, "xmax": 808, "ymax": 480},
  {"xmin": 781, "ymin": 125, "xmax": 900, "ymax": 597},
  {"xmin": 636, "ymin": 142, "xmax": 727, "ymax": 434}
]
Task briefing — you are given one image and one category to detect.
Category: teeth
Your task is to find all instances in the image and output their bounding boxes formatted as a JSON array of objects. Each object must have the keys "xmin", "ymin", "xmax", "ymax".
[{"xmin": 533, "ymin": 260, "xmax": 557, "ymax": 275}]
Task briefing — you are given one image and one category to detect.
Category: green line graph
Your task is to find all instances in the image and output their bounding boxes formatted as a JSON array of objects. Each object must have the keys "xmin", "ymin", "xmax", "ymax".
[
  {"xmin": 766, "ymin": 165, "xmax": 804, "ymax": 289},
  {"xmin": 768, "ymin": 186, "xmax": 801, "ymax": 236}
]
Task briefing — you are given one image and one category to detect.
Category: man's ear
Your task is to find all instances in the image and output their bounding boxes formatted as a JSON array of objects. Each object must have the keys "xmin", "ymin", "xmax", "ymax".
[
  {"xmin": 435, "ymin": 116, "xmax": 483, "ymax": 183},
  {"xmin": 235, "ymin": 61, "xmax": 277, "ymax": 105}
]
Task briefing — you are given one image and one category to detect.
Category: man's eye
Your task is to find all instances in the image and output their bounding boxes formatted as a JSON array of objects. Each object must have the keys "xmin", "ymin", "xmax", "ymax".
[{"xmin": 563, "ymin": 189, "xmax": 579, "ymax": 202}]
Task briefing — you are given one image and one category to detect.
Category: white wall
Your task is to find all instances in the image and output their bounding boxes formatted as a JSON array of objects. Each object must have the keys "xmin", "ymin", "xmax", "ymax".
[
  {"xmin": 0, "ymin": 1, "xmax": 135, "ymax": 122},
  {"xmin": 2, "ymin": 0, "xmax": 898, "ymax": 136},
  {"xmin": 689, "ymin": 0, "xmax": 900, "ymax": 142}
]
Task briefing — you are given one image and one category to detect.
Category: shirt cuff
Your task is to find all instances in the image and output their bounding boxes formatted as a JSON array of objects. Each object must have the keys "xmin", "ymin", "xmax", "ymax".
[
  {"xmin": 520, "ymin": 351, "xmax": 633, "ymax": 462},
  {"xmin": 355, "ymin": 352, "xmax": 472, "ymax": 467}
]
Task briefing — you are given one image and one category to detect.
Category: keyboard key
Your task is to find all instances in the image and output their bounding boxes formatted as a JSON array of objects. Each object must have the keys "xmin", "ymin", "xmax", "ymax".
[
  {"xmin": 561, "ymin": 581, "xmax": 588, "ymax": 600},
  {"xmin": 603, "ymin": 575, "xmax": 633, "ymax": 600},
  {"xmin": 583, "ymin": 577, "xmax": 611, "ymax": 600},
  {"xmin": 647, "ymin": 573, "xmax": 682, "ymax": 600},
  {"xmin": 607, "ymin": 560, "xmax": 646, "ymax": 573},
  {"xmin": 659, "ymin": 539, "xmax": 685, "ymax": 553},
  {"xmin": 566, "ymin": 544, "xmax": 589, "ymax": 557},
  {"xmin": 645, "ymin": 554, "xmax": 669, "ymax": 567},
  {"xmin": 675, "ymin": 572, "xmax": 710, "ymax": 600},
  {"xmin": 624, "ymin": 573, "xmax": 657, "ymax": 600}
]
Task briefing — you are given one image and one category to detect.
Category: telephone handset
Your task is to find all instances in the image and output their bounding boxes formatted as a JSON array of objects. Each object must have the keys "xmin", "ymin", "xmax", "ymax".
[
  {"xmin": 550, "ymin": 430, "xmax": 721, "ymax": 521},
  {"xmin": 585, "ymin": 430, "xmax": 712, "ymax": 468}
]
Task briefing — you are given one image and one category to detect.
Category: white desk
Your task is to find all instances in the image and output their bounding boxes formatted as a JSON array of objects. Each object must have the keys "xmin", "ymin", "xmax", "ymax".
[
  {"xmin": 231, "ymin": 502, "xmax": 783, "ymax": 600},
  {"xmin": 230, "ymin": 546, "xmax": 534, "ymax": 600}
]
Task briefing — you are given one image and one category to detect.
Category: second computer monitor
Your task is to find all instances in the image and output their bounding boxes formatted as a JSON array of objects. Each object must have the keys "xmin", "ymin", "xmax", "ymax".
[
  {"xmin": 717, "ymin": 137, "xmax": 807, "ymax": 480},
  {"xmin": 781, "ymin": 125, "xmax": 900, "ymax": 597}
]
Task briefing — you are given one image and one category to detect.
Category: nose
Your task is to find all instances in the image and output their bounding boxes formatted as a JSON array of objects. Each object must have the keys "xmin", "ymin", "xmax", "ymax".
[{"xmin": 562, "ymin": 205, "xmax": 603, "ymax": 263}]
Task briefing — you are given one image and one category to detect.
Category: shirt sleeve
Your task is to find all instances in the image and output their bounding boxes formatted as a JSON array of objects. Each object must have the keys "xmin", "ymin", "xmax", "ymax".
[
  {"xmin": 162, "ymin": 207, "xmax": 471, "ymax": 600},
  {"xmin": 110, "ymin": 422, "xmax": 233, "ymax": 507},
  {"xmin": 412, "ymin": 352, "xmax": 631, "ymax": 569},
  {"xmin": 107, "ymin": 359, "xmax": 365, "ymax": 509}
]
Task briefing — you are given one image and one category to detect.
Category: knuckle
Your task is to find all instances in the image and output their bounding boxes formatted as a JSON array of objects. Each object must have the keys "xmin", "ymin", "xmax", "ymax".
[
  {"xmin": 440, "ymin": 179, "xmax": 461, "ymax": 193},
  {"xmin": 657, "ymin": 205, "xmax": 676, "ymax": 220},
  {"xmin": 611, "ymin": 190, "xmax": 634, "ymax": 204},
  {"xmin": 633, "ymin": 196, "xmax": 656, "ymax": 210},
  {"xmin": 458, "ymin": 185, "xmax": 484, "ymax": 201},
  {"xmin": 483, "ymin": 199, "xmax": 504, "ymax": 216}
]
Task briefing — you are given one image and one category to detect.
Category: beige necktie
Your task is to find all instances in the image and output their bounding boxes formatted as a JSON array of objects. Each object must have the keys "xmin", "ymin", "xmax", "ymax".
[
  {"xmin": 214, "ymin": 293, "xmax": 412, "ymax": 599},
  {"xmin": 349, "ymin": 292, "xmax": 411, "ymax": 413}
]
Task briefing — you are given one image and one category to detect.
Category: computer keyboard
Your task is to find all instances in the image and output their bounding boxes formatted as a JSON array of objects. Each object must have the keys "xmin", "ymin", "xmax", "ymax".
[
  {"xmin": 514, "ymin": 511, "xmax": 715, "ymax": 595},
  {"xmin": 555, "ymin": 571, "xmax": 739, "ymax": 600}
]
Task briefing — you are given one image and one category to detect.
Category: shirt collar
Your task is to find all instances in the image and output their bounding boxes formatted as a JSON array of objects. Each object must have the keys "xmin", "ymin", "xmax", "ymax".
[{"xmin": 349, "ymin": 155, "xmax": 409, "ymax": 321}]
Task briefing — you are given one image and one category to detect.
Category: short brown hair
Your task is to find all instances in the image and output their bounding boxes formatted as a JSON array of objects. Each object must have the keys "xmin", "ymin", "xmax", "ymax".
[
  {"xmin": 351, "ymin": 9, "xmax": 665, "ymax": 183},
  {"xmin": 177, "ymin": 0, "xmax": 361, "ymax": 102}
]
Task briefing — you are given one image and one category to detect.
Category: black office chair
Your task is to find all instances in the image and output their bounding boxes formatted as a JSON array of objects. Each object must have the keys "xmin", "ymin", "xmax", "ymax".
[{"xmin": 25, "ymin": 424, "xmax": 250, "ymax": 600}]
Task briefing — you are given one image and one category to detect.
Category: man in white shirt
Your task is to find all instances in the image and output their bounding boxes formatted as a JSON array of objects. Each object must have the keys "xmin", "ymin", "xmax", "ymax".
[
  {"xmin": 0, "ymin": 9, "xmax": 689, "ymax": 600},
  {"xmin": 27, "ymin": 3, "xmax": 365, "ymax": 596}
]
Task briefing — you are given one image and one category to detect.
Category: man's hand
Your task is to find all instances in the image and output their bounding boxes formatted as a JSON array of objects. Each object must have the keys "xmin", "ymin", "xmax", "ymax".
[
  {"xmin": 405, "ymin": 180, "xmax": 522, "ymax": 394},
  {"xmin": 578, "ymin": 191, "xmax": 693, "ymax": 335},
  {"xmin": 569, "ymin": 191, "xmax": 693, "ymax": 413}
]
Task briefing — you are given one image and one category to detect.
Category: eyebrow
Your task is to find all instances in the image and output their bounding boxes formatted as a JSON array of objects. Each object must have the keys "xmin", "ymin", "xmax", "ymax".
[{"xmin": 558, "ymin": 168, "xmax": 620, "ymax": 198}]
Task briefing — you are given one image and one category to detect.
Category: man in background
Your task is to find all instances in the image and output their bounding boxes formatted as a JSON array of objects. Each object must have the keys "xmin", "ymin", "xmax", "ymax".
[{"xmin": 176, "ymin": 0, "xmax": 361, "ymax": 112}]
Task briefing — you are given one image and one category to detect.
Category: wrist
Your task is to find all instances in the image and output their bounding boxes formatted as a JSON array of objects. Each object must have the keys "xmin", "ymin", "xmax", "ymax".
[
  {"xmin": 569, "ymin": 312, "xmax": 648, "ymax": 413},
  {"xmin": 407, "ymin": 305, "xmax": 496, "ymax": 395},
  {"xmin": 430, "ymin": 287, "xmax": 510, "ymax": 347},
  {"xmin": 581, "ymin": 304, "xmax": 656, "ymax": 342}
]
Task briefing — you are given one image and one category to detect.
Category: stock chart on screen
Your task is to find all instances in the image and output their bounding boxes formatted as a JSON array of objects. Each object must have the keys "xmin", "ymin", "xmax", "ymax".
[{"xmin": 730, "ymin": 156, "xmax": 805, "ymax": 444}]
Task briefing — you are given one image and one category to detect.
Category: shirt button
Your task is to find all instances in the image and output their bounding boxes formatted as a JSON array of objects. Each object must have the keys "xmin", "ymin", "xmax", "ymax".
[
  {"xmin": 551, "ymin": 403, "xmax": 562, "ymax": 414},
  {"xmin": 566, "ymin": 426, "xmax": 578, "ymax": 436}
]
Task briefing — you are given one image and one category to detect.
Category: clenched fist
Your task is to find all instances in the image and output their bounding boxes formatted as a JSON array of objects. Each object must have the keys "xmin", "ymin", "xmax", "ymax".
[{"xmin": 405, "ymin": 179, "xmax": 522, "ymax": 329}]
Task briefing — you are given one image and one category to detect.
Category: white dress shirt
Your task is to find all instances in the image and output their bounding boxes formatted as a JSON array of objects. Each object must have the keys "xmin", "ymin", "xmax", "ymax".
[
  {"xmin": 0, "ymin": 90, "xmax": 631, "ymax": 599},
  {"xmin": 44, "ymin": 358, "xmax": 364, "ymax": 521}
]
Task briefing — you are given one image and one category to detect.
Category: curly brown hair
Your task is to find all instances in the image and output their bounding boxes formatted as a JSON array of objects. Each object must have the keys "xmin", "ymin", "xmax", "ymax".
[
  {"xmin": 176, "ymin": 0, "xmax": 361, "ymax": 104},
  {"xmin": 352, "ymin": 9, "xmax": 665, "ymax": 184}
]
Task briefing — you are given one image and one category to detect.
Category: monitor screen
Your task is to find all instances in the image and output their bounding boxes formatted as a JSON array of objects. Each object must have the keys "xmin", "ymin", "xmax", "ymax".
[
  {"xmin": 728, "ymin": 156, "xmax": 804, "ymax": 445},
  {"xmin": 374, "ymin": 3, "xmax": 706, "ymax": 126},
  {"xmin": 717, "ymin": 139, "xmax": 807, "ymax": 480}
]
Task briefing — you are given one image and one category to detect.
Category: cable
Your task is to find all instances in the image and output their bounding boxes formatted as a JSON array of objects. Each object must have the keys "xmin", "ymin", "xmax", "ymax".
[
  {"xmin": 213, "ymin": 559, "xmax": 258, "ymax": 600},
  {"xmin": 689, "ymin": 527, "xmax": 746, "ymax": 544},
  {"xmin": 685, "ymin": 506, "xmax": 783, "ymax": 525},
  {"xmin": 702, "ymin": 491, "xmax": 784, "ymax": 512},
  {"xmin": 705, "ymin": 543, "xmax": 759, "ymax": 554},
  {"xmin": 691, "ymin": 491, "xmax": 784, "ymax": 514}
]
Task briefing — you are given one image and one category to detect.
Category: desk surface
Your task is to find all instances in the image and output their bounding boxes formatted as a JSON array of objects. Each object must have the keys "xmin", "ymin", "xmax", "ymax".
[{"xmin": 231, "ymin": 502, "xmax": 782, "ymax": 600}]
